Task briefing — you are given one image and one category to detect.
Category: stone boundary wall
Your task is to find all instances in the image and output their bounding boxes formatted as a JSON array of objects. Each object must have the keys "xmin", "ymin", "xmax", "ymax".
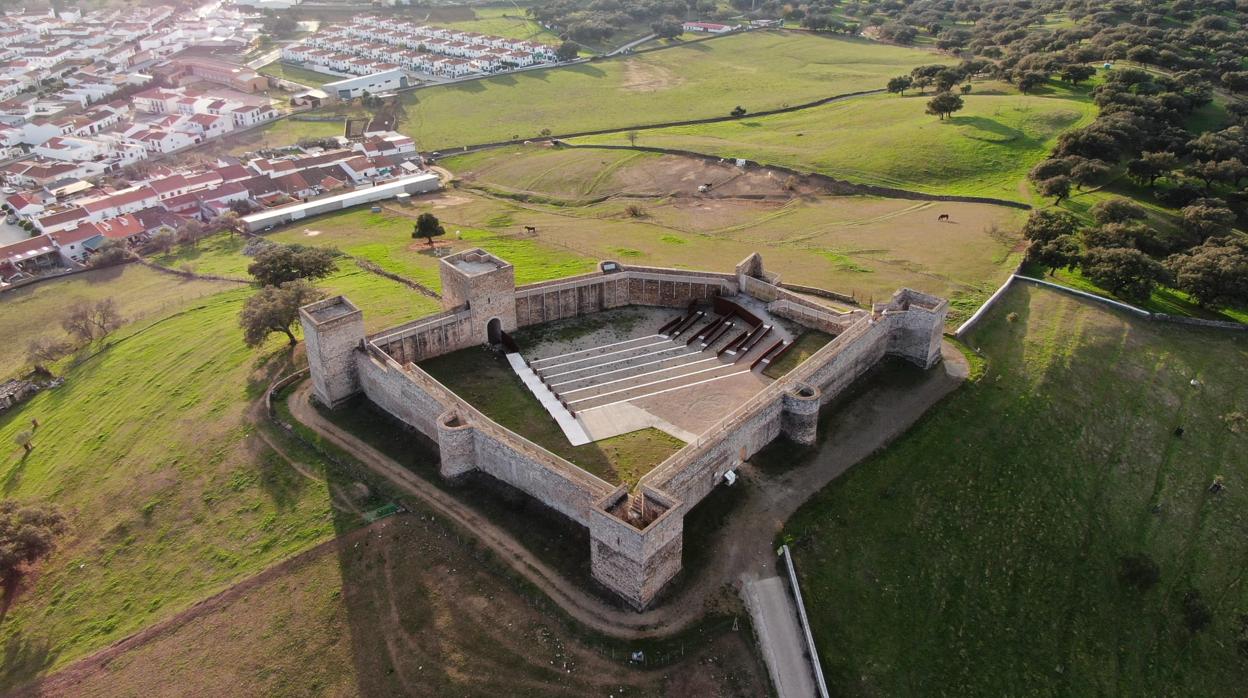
[
  {"xmin": 954, "ymin": 273, "xmax": 1247, "ymax": 340},
  {"xmin": 768, "ymin": 299, "xmax": 853, "ymax": 335},
  {"xmin": 513, "ymin": 267, "xmax": 737, "ymax": 327},
  {"xmin": 369, "ymin": 306, "xmax": 475, "ymax": 364},
  {"xmin": 779, "ymin": 282, "xmax": 858, "ymax": 306},
  {"xmin": 356, "ymin": 343, "xmax": 615, "ymax": 525}
]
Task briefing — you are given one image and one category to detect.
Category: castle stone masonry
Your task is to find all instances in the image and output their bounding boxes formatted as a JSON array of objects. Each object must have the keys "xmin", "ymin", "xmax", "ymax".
[{"xmin": 300, "ymin": 249, "xmax": 948, "ymax": 609}]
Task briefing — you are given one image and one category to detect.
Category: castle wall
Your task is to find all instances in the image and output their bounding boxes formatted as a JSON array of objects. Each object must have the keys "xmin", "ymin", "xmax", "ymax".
[
  {"xmin": 303, "ymin": 255, "xmax": 949, "ymax": 611},
  {"xmin": 299, "ymin": 297, "xmax": 366, "ymax": 408},
  {"xmin": 514, "ymin": 268, "xmax": 736, "ymax": 328},
  {"xmin": 355, "ymin": 344, "xmax": 614, "ymax": 525},
  {"xmin": 589, "ymin": 487, "xmax": 684, "ymax": 609}
]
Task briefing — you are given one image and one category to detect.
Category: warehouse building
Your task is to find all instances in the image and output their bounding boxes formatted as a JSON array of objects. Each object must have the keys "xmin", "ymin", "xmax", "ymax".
[
  {"xmin": 240, "ymin": 173, "xmax": 440, "ymax": 232},
  {"xmin": 323, "ymin": 69, "xmax": 410, "ymax": 100}
]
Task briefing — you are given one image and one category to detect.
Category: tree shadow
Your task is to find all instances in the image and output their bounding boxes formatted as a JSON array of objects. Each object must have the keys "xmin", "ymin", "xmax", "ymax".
[
  {"xmin": 1, "ymin": 449, "xmax": 32, "ymax": 495},
  {"xmin": 948, "ymin": 115, "xmax": 1026, "ymax": 143},
  {"xmin": 561, "ymin": 62, "xmax": 607, "ymax": 79},
  {"xmin": 80, "ymin": 264, "xmax": 125, "ymax": 284},
  {"xmin": 0, "ymin": 630, "xmax": 61, "ymax": 692}
]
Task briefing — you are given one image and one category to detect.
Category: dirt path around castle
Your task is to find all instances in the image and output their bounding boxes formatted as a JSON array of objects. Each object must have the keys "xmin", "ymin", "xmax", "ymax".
[{"xmin": 285, "ymin": 341, "xmax": 969, "ymax": 638}]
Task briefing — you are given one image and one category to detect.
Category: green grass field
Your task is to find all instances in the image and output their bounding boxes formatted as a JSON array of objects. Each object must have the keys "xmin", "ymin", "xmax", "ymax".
[
  {"xmin": 763, "ymin": 331, "xmax": 833, "ymax": 379},
  {"xmin": 0, "ymin": 263, "xmax": 434, "ymax": 687},
  {"xmin": 400, "ymin": 31, "xmax": 953, "ymax": 149},
  {"xmin": 575, "ymin": 81, "xmax": 1097, "ymax": 202},
  {"xmin": 784, "ymin": 284, "xmax": 1248, "ymax": 695},
  {"xmin": 0, "ymin": 265, "xmax": 235, "ymax": 380},
  {"xmin": 266, "ymin": 208, "xmax": 598, "ymax": 288},
  {"xmin": 257, "ymin": 60, "xmax": 342, "ymax": 88}
]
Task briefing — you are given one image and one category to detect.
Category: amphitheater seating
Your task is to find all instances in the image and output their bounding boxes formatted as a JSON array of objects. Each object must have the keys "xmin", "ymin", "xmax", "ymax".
[{"xmin": 518, "ymin": 306, "xmax": 796, "ymax": 420}]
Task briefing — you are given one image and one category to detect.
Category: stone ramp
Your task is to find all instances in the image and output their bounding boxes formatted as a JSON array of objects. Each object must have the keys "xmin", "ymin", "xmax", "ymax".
[
  {"xmin": 505, "ymin": 352, "xmax": 591, "ymax": 446},
  {"xmin": 743, "ymin": 575, "xmax": 821, "ymax": 698}
]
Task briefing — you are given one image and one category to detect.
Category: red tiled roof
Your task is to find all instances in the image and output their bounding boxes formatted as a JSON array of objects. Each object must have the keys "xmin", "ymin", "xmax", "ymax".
[{"xmin": 80, "ymin": 186, "xmax": 157, "ymax": 213}]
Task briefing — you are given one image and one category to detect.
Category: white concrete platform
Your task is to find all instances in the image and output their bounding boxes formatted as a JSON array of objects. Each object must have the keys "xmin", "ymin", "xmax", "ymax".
[
  {"xmin": 506, "ymin": 352, "xmax": 591, "ymax": 446},
  {"xmin": 576, "ymin": 401, "xmax": 699, "ymax": 443}
]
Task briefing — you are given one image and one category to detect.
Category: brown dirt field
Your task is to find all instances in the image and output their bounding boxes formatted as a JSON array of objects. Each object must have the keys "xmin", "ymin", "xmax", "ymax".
[
  {"xmin": 441, "ymin": 189, "xmax": 1024, "ymax": 303},
  {"xmin": 22, "ymin": 514, "xmax": 766, "ymax": 698},
  {"xmin": 453, "ymin": 146, "xmax": 825, "ymax": 201},
  {"xmin": 621, "ymin": 61, "xmax": 685, "ymax": 93}
]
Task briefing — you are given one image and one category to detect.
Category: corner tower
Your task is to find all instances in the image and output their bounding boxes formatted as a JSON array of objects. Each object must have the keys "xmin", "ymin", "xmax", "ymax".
[
  {"xmin": 439, "ymin": 248, "xmax": 517, "ymax": 345},
  {"xmin": 299, "ymin": 296, "xmax": 365, "ymax": 407}
]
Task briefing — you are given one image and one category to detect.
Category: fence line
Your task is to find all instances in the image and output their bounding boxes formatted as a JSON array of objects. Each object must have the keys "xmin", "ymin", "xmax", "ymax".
[{"xmin": 955, "ymin": 273, "xmax": 1247, "ymax": 341}]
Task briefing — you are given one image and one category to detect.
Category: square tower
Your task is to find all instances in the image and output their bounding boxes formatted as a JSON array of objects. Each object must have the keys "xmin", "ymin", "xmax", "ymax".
[
  {"xmin": 439, "ymin": 248, "xmax": 517, "ymax": 344},
  {"xmin": 299, "ymin": 295, "xmax": 365, "ymax": 407}
]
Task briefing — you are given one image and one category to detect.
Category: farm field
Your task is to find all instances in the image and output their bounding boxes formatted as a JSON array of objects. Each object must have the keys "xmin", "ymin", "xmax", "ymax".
[
  {"xmin": 257, "ymin": 60, "xmax": 341, "ymax": 88},
  {"xmin": 574, "ymin": 81, "xmax": 1097, "ymax": 202},
  {"xmin": 398, "ymin": 30, "xmax": 953, "ymax": 149},
  {"xmin": 442, "ymin": 148, "xmax": 1027, "ymax": 314},
  {"xmin": 783, "ymin": 284, "xmax": 1248, "ymax": 696},
  {"xmin": 163, "ymin": 153, "xmax": 1021, "ymax": 322},
  {"xmin": 0, "ymin": 266, "xmax": 432, "ymax": 688},
  {"xmin": 0, "ymin": 264, "xmax": 235, "ymax": 380}
]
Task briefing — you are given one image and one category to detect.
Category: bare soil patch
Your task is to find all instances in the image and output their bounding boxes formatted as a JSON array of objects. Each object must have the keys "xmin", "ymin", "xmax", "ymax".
[
  {"xmin": 621, "ymin": 60, "xmax": 685, "ymax": 93},
  {"xmin": 25, "ymin": 515, "xmax": 766, "ymax": 697}
]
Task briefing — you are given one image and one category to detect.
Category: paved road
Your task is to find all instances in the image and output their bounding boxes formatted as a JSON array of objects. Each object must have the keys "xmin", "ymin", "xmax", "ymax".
[{"xmin": 745, "ymin": 575, "xmax": 819, "ymax": 698}]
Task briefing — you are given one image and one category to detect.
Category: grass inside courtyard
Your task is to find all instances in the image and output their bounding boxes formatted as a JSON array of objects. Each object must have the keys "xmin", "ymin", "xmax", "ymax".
[
  {"xmin": 783, "ymin": 284, "xmax": 1248, "ymax": 695},
  {"xmin": 574, "ymin": 80, "xmax": 1097, "ymax": 203},
  {"xmin": 397, "ymin": 30, "xmax": 952, "ymax": 149},
  {"xmin": 419, "ymin": 348, "xmax": 684, "ymax": 488},
  {"xmin": 762, "ymin": 330, "xmax": 834, "ymax": 380}
]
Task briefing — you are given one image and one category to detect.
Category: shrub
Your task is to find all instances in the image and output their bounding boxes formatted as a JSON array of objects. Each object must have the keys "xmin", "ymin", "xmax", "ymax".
[
  {"xmin": 1181, "ymin": 590, "xmax": 1212, "ymax": 633},
  {"xmin": 1117, "ymin": 553, "xmax": 1160, "ymax": 591}
]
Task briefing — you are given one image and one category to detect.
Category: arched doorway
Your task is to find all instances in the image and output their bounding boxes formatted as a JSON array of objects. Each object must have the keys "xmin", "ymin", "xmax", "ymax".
[{"xmin": 486, "ymin": 317, "xmax": 502, "ymax": 345}]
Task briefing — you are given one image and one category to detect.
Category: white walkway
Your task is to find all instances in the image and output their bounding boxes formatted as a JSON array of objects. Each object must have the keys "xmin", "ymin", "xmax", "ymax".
[{"xmin": 506, "ymin": 352, "xmax": 591, "ymax": 446}]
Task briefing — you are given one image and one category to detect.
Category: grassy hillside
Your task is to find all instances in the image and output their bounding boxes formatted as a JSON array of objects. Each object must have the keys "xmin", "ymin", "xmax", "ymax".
[
  {"xmin": 0, "ymin": 265, "xmax": 234, "ymax": 380},
  {"xmin": 575, "ymin": 81, "xmax": 1097, "ymax": 202},
  {"xmin": 784, "ymin": 284, "xmax": 1248, "ymax": 696},
  {"xmin": 399, "ymin": 31, "xmax": 952, "ymax": 149},
  {"xmin": 0, "ymin": 268, "xmax": 435, "ymax": 687}
]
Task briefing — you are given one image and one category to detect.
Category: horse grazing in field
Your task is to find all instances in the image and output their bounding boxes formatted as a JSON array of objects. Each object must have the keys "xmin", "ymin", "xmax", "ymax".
[
  {"xmin": 937, "ymin": 213, "xmax": 951, "ymax": 222},
  {"xmin": 524, "ymin": 225, "xmax": 537, "ymax": 234}
]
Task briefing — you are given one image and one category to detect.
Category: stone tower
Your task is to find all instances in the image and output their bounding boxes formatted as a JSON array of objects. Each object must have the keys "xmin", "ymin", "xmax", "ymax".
[
  {"xmin": 438, "ymin": 248, "xmax": 517, "ymax": 344},
  {"xmin": 299, "ymin": 295, "xmax": 365, "ymax": 407}
]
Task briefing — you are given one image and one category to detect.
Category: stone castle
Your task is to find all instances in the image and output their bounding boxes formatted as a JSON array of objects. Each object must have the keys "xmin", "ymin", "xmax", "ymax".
[{"xmin": 300, "ymin": 249, "xmax": 947, "ymax": 609}]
